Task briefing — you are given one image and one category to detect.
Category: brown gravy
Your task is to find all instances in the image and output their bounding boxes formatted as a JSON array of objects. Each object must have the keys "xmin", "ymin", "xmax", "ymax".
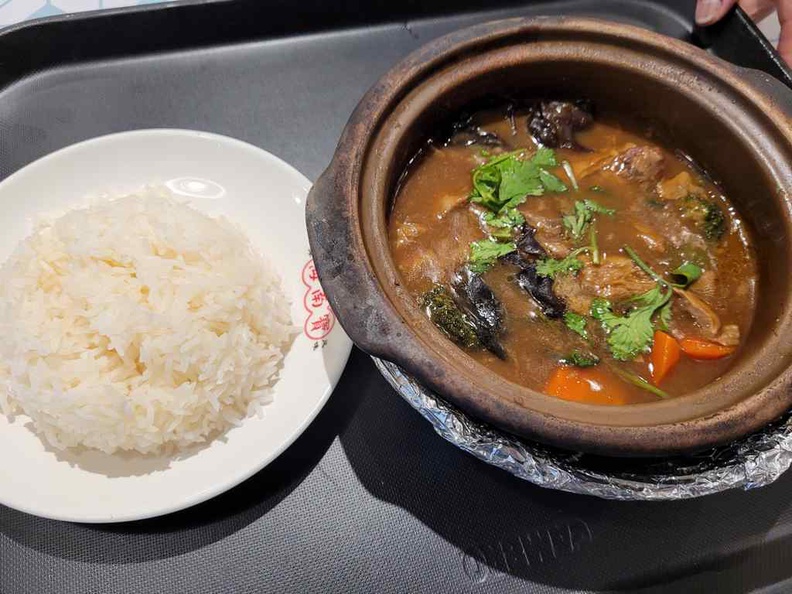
[{"xmin": 389, "ymin": 105, "xmax": 757, "ymax": 405}]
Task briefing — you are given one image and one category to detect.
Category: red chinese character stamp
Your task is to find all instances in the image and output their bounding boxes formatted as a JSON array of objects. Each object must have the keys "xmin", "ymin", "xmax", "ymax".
[
  {"xmin": 310, "ymin": 289, "xmax": 326, "ymax": 308},
  {"xmin": 310, "ymin": 314, "xmax": 332, "ymax": 334},
  {"xmin": 302, "ymin": 261, "xmax": 320, "ymax": 284},
  {"xmin": 301, "ymin": 259, "xmax": 335, "ymax": 341}
]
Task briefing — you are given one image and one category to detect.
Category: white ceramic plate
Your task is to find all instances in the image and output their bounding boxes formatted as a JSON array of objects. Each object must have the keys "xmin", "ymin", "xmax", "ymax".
[{"xmin": 0, "ymin": 130, "xmax": 352, "ymax": 523}]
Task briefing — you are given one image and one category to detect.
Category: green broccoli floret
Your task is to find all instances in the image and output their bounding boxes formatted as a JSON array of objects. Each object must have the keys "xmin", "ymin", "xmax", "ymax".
[
  {"xmin": 421, "ymin": 285, "xmax": 480, "ymax": 349},
  {"xmin": 703, "ymin": 204, "xmax": 726, "ymax": 240},
  {"xmin": 681, "ymin": 195, "xmax": 726, "ymax": 241}
]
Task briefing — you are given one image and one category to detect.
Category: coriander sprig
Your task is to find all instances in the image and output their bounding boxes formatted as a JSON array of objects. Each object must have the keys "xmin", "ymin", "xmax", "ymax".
[
  {"xmin": 590, "ymin": 285, "xmax": 672, "ymax": 361},
  {"xmin": 563, "ymin": 312, "xmax": 589, "ymax": 340},
  {"xmin": 468, "ymin": 239, "xmax": 516, "ymax": 274},
  {"xmin": 535, "ymin": 247, "xmax": 589, "ymax": 279},
  {"xmin": 469, "ymin": 148, "xmax": 567, "ymax": 213},
  {"xmin": 467, "ymin": 148, "xmax": 567, "ymax": 273},
  {"xmin": 562, "ymin": 199, "xmax": 614, "ymax": 240}
]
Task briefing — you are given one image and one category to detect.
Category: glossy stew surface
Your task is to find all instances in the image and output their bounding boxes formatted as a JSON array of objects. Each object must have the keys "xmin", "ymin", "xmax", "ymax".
[{"xmin": 389, "ymin": 103, "xmax": 757, "ymax": 405}]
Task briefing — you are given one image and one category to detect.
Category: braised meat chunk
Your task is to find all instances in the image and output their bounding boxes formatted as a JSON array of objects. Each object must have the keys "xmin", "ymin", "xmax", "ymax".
[{"xmin": 610, "ymin": 145, "xmax": 665, "ymax": 185}]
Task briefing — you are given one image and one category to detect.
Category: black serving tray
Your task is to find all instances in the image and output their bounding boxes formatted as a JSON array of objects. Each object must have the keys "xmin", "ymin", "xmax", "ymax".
[{"xmin": 2, "ymin": 2, "xmax": 792, "ymax": 593}]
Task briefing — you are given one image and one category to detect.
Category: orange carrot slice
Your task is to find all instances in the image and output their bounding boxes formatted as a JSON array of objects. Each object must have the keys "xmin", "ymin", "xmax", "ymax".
[
  {"xmin": 650, "ymin": 330, "xmax": 681, "ymax": 385},
  {"xmin": 545, "ymin": 365, "xmax": 629, "ymax": 406},
  {"xmin": 679, "ymin": 337, "xmax": 737, "ymax": 360}
]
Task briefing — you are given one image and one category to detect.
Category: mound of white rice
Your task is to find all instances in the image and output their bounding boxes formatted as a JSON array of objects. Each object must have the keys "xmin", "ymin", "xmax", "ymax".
[{"xmin": 0, "ymin": 191, "xmax": 294, "ymax": 454}]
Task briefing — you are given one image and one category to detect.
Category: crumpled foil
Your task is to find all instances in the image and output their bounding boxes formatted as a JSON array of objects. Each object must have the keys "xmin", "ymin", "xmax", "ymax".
[{"xmin": 373, "ymin": 357, "xmax": 792, "ymax": 500}]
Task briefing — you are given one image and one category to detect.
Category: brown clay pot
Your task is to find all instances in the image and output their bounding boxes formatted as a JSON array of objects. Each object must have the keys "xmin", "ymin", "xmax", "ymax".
[{"xmin": 306, "ymin": 17, "xmax": 792, "ymax": 457}]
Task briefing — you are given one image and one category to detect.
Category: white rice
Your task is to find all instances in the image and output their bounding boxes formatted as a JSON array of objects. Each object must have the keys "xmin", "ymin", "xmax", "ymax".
[{"xmin": 0, "ymin": 190, "xmax": 294, "ymax": 454}]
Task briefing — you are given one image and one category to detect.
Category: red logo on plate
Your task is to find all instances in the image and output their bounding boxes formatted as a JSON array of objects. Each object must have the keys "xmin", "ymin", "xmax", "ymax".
[{"xmin": 302, "ymin": 259, "xmax": 336, "ymax": 340}]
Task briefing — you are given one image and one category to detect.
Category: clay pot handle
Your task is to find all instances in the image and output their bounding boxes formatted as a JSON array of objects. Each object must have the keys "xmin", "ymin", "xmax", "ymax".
[{"xmin": 306, "ymin": 161, "xmax": 402, "ymax": 361}]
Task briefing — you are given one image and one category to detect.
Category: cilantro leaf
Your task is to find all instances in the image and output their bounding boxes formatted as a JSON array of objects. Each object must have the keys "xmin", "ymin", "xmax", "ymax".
[
  {"xmin": 583, "ymin": 199, "xmax": 616, "ymax": 216},
  {"xmin": 535, "ymin": 253, "xmax": 584, "ymax": 278},
  {"xmin": 469, "ymin": 239, "xmax": 516, "ymax": 274},
  {"xmin": 531, "ymin": 147, "xmax": 557, "ymax": 168},
  {"xmin": 589, "ymin": 297, "xmax": 617, "ymax": 323},
  {"xmin": 482, "ymin": 208, "xmax": 525, "ymax": 240},
  {"xmin": 561, "ymin": 351, "xmax": 600, "ymax": 368},
  {"xmin": 469, "ymin": 152, "xmax": 513, "ymax": 211},
  {"xmin": 606, "ymin": 310, "xmax": 656, "ymax": 361},
  {"xmin": 563, "ymin": 312, "xmax": 588, "ymax": 339},
  {"xmin": 562, "ymin": 199, "xmax": 615, "ymax": 240},
  {"xmin": 498, "ymin": 158, "xmax": 544, "ymax": 208},
  {"xmin": 657, "ymin": 301, "xmax": 672, "ymax": 332},
  {"xmin": 562, "ymin": 207, "xmax": 587, "ymax": 240},
  {"xmin": 590, "ymin": 286, "xmax": 671, "ymax": 361},
  {"xmin": 629, "ymin": 285, "xmax": 669, "ymax": 309},
  {"xmin": 469, "ymin": 149, "xmax": 566, "ymax": 213},
  {"xmin": 539, "ymin": 169, "xmax": 568, "ymax": 193},
  {"xmin": 483, "ymin": 208, "xmax": 525, "ymax": 229}
]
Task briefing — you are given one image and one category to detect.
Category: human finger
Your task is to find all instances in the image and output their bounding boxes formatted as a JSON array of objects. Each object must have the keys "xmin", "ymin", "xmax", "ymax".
[
  {"xmin": 696, "ymin": 0, "xmax": 739, "ymax": 25},
  {"xmin": 739, "ymin": 0, "xmax": 777, "ymax": 22},
  {"xmin": 777, "ymin": 0, "xmax": 792, "ymax": 65}
]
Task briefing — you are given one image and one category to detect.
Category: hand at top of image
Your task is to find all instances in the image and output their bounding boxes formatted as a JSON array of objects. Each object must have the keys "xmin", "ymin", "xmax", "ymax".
[{"xmin": 696, "ymin": 0, "xmax": 791, "ymax": 65}]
